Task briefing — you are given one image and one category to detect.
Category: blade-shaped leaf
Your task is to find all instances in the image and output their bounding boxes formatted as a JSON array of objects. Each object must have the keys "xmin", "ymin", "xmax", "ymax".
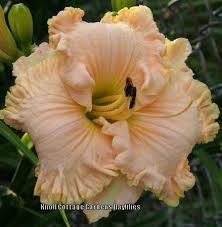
[
  {"xmin": 194, "ymin": 149, "xmax": 222, "ymax": 190},
  {"xmin": 0, "ymin": 121, "xmax": 37, "ymax": 165}
]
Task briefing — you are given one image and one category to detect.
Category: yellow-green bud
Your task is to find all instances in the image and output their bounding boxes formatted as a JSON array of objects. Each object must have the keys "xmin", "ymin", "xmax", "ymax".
[
  {"xmin": 8, "ymin": 3, "xmax": 33, "ymax": 50},
  {"xmin": 0, "ymin": 5, "xmax": 20, "ymax": 63},
  {"xmin": 111, "ymin": 0, "xmax": 137, "ymax": 12}
]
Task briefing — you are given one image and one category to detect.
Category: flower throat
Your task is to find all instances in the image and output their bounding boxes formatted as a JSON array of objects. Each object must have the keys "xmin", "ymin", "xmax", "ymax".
[{"xmin": 87, "ymin": 77, "xmax": 137, "ymax": 122}]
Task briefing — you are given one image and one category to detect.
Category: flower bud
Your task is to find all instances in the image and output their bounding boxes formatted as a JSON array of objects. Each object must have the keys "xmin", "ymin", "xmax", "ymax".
[
  {"xmin": 111, "ymin": 0, "xmax": 136, "ymax": 12},
  {"xmin": 8, "ymin": 3, "xmax": 33, "ymax": 51},
  {"xmin": 0, "ymin": 5, "xmax": 20, "ymax": 63}
]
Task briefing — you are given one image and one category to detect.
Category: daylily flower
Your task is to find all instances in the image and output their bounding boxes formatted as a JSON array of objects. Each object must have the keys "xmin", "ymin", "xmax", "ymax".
[{"xmin": 1, "ymin": 5, "xmax": 219, "ymax": 223}]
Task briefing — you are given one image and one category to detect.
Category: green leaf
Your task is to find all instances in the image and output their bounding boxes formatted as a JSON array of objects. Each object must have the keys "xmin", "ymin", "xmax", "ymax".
[
  {"xmin": 10, "ymin": 158, "xmax": 33, "ymax": 194},
  {"xmin": 10, "ymin": 133, "xmax": 34, "ymax": 194},
  {"xmin": 194, "ymin": 149, "xmax": 222, "ymax": 209},
  {"xmin": 0, "ymin": 121, "xmax": 38, "ymax": 165},
  {"xmin": 194, "ymin": 149, "xmax": 222, "ymax": 190},
  {"xmin": 59, "ymin": 209, "xmax": 70, "ymax": 227},
  {"xmin": 0, "ymin": 142, "xmax": 19, "ymax": 168},
  {"xmin": 111, "ymin": 0, "xmax": 136, "ymax": 11}
]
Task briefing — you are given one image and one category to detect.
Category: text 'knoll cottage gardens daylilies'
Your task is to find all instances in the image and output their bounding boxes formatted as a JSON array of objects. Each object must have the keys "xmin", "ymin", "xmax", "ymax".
[{"xmin": 0, "ymin": 5, "xmax": 220, "ymax": 223}]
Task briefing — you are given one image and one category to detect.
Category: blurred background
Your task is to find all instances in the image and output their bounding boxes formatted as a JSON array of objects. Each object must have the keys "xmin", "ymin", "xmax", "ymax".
[{"xmin": 0, "ymin": 0, "xmax": 222, "ymax": 226}]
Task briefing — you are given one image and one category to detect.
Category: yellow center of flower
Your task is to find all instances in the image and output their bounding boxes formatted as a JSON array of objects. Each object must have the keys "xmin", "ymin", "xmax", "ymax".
[{"xmin": 87, "ymin": 78, "xmax": 136, "ymax": 122}]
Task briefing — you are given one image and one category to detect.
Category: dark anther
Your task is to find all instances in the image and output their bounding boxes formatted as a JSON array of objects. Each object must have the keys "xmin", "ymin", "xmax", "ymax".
[
  {"xmin": 124, "ymin": 77, "xmax": 137, "ymax": 109},
  {"xmin": 124, "ymin": 77, "xmax": 134, "ymax": 97},
  {"xmin": 131, "ymin": 86, "xmax": 137, "ymax": 98},
  {"xmin": 129, "ymin": 87, "xmax": 137, "ymax": 109}
]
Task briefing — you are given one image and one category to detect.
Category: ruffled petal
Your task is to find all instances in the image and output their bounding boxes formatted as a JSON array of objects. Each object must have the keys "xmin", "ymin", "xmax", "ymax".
[
  {"xmin": 182, "ymin": 78, "xmax": 220, "ymax": 143},
  {"xmin": 48, "ymin": 10, "xmax": 167, "ymax": 110},
  {"xmin": 101, "ymin": 6, "xmax": 167, "ymax": 109},
  {"xmin": 165, "ymin": 39, "xmax": 220, "ymax": 143},
  {"xmin": 101, "ymin": 5, "xmax": 164, "ymax": 45},
  {"xmin": 1, "ymin": 43, "xmax": 61, "ymax": 129},
  {"xmin": 62, "ymin": 62, "xmax": 95, "ymax": 111},
  {"xmin": 34, "ymin": 124, "xmax": 117, "ymax": 204},
  {"xmin": 132, "ymin": 62, "xmax": 168, "ymax": 110},
  {"xmin": 97, "ymin": 81, "xmax": 202, "ymax": 206},
  {"xmin": 1, "ymin": 46, "xmax": 118, "ymax": 204},
  {"xmin": 84, "ymin": 175, "xmax": 142, "ymax": 223},
  {"xmin": 48, "ymin": 7, "xmax": 84, "ymax": 38},
  {"xmin": 165, "ymin": 38, "xmax": 192, "ymax": 70},
  {"xmin": 47, "ymin": 10, "xmax": 166, "ymax": 112},
  {"xmin": 51, "ymin": 22, "xmax": 141, "ymax": 90}
]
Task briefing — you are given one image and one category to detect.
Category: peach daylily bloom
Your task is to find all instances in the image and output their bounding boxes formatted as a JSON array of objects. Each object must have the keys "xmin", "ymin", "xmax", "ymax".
[{"xmin": 1, "ymin": 5, "xmax": 220, "ymax": 223}]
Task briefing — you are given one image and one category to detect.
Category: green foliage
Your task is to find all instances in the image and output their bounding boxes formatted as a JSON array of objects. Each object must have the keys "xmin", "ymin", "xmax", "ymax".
[
  {"xmin": 111, "ymin": 0, "xmax": 136, "ymax": 11},
  {"xmin": 0, "ymin": 121, "xmax": 37, "ymax": 164}
]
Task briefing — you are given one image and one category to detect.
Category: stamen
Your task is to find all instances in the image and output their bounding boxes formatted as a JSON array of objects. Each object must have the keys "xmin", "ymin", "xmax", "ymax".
[
  {"xmin": 93, "ymin": 95, "xmax": 121, "ymax": 105},
  {"xmin": 92, "ymin": 95, "xmax": 124, "ymax": 112},
  {"xmin": 125, "ymin": 77, "xmax": 134, "ymax": 97},
  {"xmin": 124, "ymin": 77, "xmax": 137, "ymax": 109},
  {"xmin": 130, "ymin": 87, "xmax": 137, "ymax": 109},
  {"xmin": 88, "ymin": 94, "xmax": 133, "ymax": 121},
  {"xmin": 90, "ymin": 101, "xmax": 127, "ymax": 119}
]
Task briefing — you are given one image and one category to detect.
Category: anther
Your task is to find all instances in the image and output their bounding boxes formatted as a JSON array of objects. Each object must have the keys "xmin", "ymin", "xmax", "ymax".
[
  {"xmin": 129, "ymin": 87, "xmax": 137, "ymax": 109},
  {"xmin": 124, "ymin": 77, "xmax": 134, "ymax": 97}
]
